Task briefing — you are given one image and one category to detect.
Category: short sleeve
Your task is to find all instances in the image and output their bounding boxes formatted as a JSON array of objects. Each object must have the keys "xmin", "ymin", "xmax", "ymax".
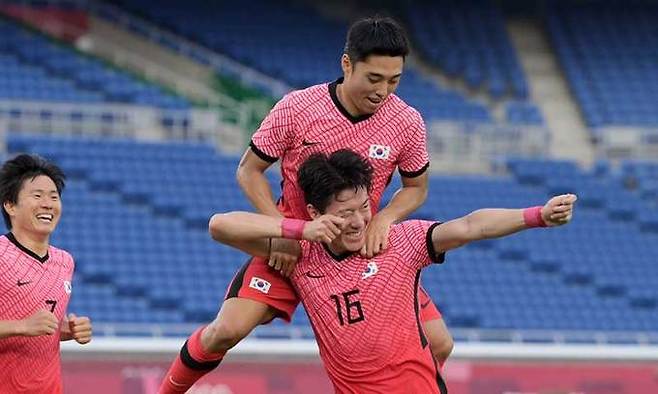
[
  {"xmin": 397, "ymin": 109, "xmax": 430, "ymax": 178},
  {"xmin": 250, "ymin": 93, "xmax": 298, "ymax": 162},
  {"xmin": 389, "ymin": 220, "xmax": 444, "ymax": 270}
]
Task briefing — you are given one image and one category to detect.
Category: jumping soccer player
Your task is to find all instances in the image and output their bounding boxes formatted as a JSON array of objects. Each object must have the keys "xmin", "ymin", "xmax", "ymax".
[
  {"xmin": 209, "ymin": 149, "xmax": 576, "ymax": 393},
  {"xmin": 160, "ymin": 16, "xmax": 451, "ymax": 393}
]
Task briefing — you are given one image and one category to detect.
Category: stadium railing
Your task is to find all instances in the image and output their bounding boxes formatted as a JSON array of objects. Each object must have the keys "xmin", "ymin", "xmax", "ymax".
[
  {"xmin": 596, "ymin": 126, "xmax": 658, "ymax": 161},
  {"xmin": 61, "ymin": 324, "xmax": 658, "ymax": 361},
  {"xmin": 0, "ymin": 100, "xmax": 246, "ymax": 152},
  {"xmin": 428, "ymin": 121, "xmax": 550, "ymax": 173}
]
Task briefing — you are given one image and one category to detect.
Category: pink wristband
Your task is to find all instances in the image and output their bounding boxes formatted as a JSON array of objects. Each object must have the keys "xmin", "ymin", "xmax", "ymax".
[
  {"xmin": 281, "ymin": 218, "xmax": 306, "ymax": 240},
  {"xmin": 523, "ymin": 206, "xmax": 547, "ymax": 228}
]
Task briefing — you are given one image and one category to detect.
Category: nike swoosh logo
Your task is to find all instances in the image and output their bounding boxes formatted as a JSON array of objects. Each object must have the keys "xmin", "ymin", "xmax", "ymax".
[
  {"xmin": 302, "ymin": 140, "xmax": 320, "ymax": 147},
  {"xmin": 17, "ymin": 280, "xmax": 32, "ymax": 287},
  {"xmin": 420, "ymin": 300, "xmax": 431, "ymax": 309},
  {"xmin": 305, "ymin": 272, "xmax": 325, "ymax": 278}
]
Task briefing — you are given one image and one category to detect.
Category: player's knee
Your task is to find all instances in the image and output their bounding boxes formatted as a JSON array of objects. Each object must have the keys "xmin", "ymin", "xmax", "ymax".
[
  {"xmin": 430, "ymin": 334, "xmax": 454, "ymax": 364},
  {"xmin": 203, "ymin": 320, "xmax": 251, "ymax": 352}
]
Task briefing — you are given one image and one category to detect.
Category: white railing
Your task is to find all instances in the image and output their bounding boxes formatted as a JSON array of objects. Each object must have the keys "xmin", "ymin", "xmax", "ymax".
[
  {"xmin": 61, "ymin": 336, "xmax": 658, "ymax": 362},
  {"xmin": 428, "ymin": 121, "xmax": 550, "ymax": 173},
  {"xmin": 0, "ymin": 100, "xmax": 247, "ymax": 153},
  {"xmin": 0, "ymin": 116, "xmax": 7, "ymax": 153},
  {"xmin": 596, "ymin": 126, "xmax": 658, "ymax": 160},
  {"xmin": 83, "ymin": 322, "xmax": 658, "ymax": 347}
]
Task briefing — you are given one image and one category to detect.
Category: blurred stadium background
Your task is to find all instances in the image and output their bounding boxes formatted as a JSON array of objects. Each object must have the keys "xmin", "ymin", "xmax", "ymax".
[{"xmin": 1, "ymin": 0, "xmax": 658, "ymax": 393}]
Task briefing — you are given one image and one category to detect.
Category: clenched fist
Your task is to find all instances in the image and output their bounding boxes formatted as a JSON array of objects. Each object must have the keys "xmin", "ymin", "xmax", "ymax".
[
  {"xmin": 542, "ymin": 194, "xmax": 577, "ymax": 226},
  {"xmin": 67, "ymin": 313, "xmax": 92, "ymax": 344},
  {"xmin": 19, "ymin": 310, "xmax": 59, "ymax": 337},
  {"xmin": 303, "ymin": 214, "xmax": 345, "ymax": 243}
]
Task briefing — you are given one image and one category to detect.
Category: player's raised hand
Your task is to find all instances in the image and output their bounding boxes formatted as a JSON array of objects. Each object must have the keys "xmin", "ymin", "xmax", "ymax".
[
  {"xmin": 19, "ymin": 309, "xmax": 59, "ymax": 337},
  {"xmin": 67, "ymin": 313, "xmax": 92, "ymax": 344},
  {"xmin": 542, "ymin": 194, "xmax": 577, "ymax": 227},
  {"xmin": 269, "ymin": 238, "xmax": 301, "ymax": 277},
  {"xmin": 303, "ymin": 214, "xmax": 345, "ymax": 244},
  {"xmin": 361, "ymin": 212, "xmax": 394, "ymax": 258}
]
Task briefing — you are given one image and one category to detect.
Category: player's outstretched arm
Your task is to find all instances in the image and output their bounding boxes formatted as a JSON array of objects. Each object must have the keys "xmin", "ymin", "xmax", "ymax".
[
  {"xmin": 209, "ymin": 212, "xmax": 345, "ymax": 257},
  {"xmin": 431, "ymin": 194, "xmax": 577, "ymax": 254}
]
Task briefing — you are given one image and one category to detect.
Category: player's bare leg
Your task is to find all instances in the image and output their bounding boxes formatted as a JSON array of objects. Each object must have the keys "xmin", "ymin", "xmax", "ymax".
[
  {"xmin": 423, "ymin": 317, "xmax": 454, "ymax": 369},
  {"xmin": 159, "ymin": 298, "xmax": 277, "ymax": 394},
  {"xmin": 202, "ymin": 298, "xmax": 277, "ymax": 352}
]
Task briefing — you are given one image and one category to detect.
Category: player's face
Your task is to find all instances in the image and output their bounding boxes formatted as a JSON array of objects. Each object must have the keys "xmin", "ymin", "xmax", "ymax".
[
  {"xmin": 3, "ymin": 175, "xmax": 61, "ymax": 238},
  {"xmin": 324, "ymin": 186, "xmax": 372, "ymax": 252},
  {"xmin": 342, "ymin": 54, "xmax": 403, "ymax": 115}
]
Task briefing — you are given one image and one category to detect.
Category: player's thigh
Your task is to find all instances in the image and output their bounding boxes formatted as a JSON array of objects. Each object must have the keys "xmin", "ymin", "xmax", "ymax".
[
  {"xmin": 214, "ymin": 297, "xmax": 277, "ymax": 332},
  {"xmin": 224, "ymin": 256, "xmax": 299, "ymax": 323}
]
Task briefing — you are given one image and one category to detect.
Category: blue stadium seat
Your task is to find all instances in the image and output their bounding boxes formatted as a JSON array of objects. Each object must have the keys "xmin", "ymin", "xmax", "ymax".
[{"xmin": 7, "ymin": 133, "xmax": 658, "ymax": 332}]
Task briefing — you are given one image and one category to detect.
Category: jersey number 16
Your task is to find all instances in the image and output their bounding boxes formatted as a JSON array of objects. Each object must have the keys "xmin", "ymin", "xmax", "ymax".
[{"xmin": 330, "ymin": 289, "xmax": 365, "ymax": 326}]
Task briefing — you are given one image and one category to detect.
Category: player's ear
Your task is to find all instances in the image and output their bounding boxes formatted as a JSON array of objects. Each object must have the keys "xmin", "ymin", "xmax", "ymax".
[
  {"xmin": 3, "ymin": 201, "xmax": 16, "ymax": 217},
  {"xmin": 341, "ymin": 54, "xmax": 352, "ymax": 77},
  {"xmin": 307, "ymin": 204, "xmax": 321, "ymax": 220}
]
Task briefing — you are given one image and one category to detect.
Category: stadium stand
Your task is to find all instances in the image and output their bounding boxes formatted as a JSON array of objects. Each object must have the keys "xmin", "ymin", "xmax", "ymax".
[
  {"xmin": 0, "ymin": 17, "xmax": 189, "ymax": 108},
  {"xmin": 547, "ymin": 2, "xmax": 658, "ymax": 131},
  {"xmin": 402, "ymin": 0, "xmax": 528, "ymax": 100},
  {"xmin": 108, "ymin": 0, "xmax": 493, "ymax": 123},
  {"xmin": 6, "ymin": 133, "xmax": 657, "ymax": 336}
]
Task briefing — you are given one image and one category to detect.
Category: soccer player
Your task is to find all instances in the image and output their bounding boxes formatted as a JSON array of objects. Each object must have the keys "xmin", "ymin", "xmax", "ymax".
[
  {"xmin": 0, "ymin": 154, "xmax": 92, "ymax": 394},
  {"xmin": 209, "ymin": 149, "xmax": 577, "ymax": 393},
  {"xmin": 160, "ymin": 16, "xmax": 451, "ymax": 393}
]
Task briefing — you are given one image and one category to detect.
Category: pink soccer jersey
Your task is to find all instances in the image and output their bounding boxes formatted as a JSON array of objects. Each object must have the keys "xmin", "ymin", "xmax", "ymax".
[
  {"xmin": 250, "ymin": 78, "xmax": 430, "ymax": 220},
  {"xmin": 290, "ymin": 220, "xmax": 446, "ymax": 394},
  {"xmin": 0, "ymin": 234, "xmax": 74, "ymax": 394}
]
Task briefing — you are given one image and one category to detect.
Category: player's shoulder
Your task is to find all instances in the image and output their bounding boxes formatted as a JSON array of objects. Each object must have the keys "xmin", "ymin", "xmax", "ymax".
[
  {"xmin": 282, "ymin": 83, "xmax": 330, "ymax": 107},
  {"xmin": 385, "ymin": 93, "xmax": 423, "ymax": 121},
  {"xmin": 0, "ymin": 234, "xmax": 10, "ymax": 262},
  {"xmin": 389, "ymin": 220, "xmax": 438, "ymax": 241},
  {"xmin": 49, "ymin": 245, "xmax": 75, "ymax": 267}
]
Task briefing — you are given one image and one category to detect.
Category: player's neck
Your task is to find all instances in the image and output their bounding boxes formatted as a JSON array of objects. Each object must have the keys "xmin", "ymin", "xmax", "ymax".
[
  {"xmin": 335, "ymin": 83, "xmax": 363, "ymax": 118},
  {"xmin": 324, "ymin": 241, "xmax": 351, "ymax": 260},
  {"xmin": 10, "ymin": 229, "xmax": 49, "ymax": 257}
]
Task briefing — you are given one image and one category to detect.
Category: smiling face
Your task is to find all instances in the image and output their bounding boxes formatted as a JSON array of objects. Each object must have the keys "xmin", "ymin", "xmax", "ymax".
[
  {"xmin": 308, "ymin": 186, "xmax": 372, "ymax": 253},
  {"xmin": 3, "ymin": 175, "xmax": 62, "ymax": 238},
  {"xmin": 341, "ymin": 54, "xmax": 403, "ymax": 115}
]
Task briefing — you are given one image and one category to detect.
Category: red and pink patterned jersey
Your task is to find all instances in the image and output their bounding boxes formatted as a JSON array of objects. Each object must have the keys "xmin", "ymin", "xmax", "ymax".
[
  {"xmin": 291, "ymin": 220, "xmax": 445, "ymax": 393},
  {"xmin": 0, "ymin": 234, "xmax": 74, "ymax": 394},
  {"xmin": 250, "ymin": 78, "xmax": 430, "ymax": 219}
]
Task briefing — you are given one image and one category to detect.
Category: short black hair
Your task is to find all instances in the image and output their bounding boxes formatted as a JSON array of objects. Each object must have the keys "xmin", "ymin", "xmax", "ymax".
[
  {"xmin": 344, "ymin": 16, "xmax": 410, "ymax": 63},
  {"xmin": 297, "ymin": 149, "xmax": 373, "ymax": 213},
  {"xmin": 0, "ymin": 154, "xmax": 66, "ymax": 229}
]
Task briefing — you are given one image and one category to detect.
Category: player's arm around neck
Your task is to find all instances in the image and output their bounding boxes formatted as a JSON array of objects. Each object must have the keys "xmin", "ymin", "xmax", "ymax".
[
  {"xmin": 209, "ymin": 212, "xmax": 344, "ymax": 257},
  {"xmin": 209, "ymin": 212, "xmax": 280, "ymax": 257},
  {"xmin": 236, "ymin": 149, "xmax": 283, "ymax": 218},
  {"xmin": 430, "ymin": 194, "xmax": 577, "ymax": 254}
]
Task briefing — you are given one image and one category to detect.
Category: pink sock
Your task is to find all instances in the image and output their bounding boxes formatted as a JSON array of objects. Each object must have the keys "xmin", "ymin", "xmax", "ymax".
[{"xmin": 158, "ymin": 326, "xmax": 226, "ymax": 394}]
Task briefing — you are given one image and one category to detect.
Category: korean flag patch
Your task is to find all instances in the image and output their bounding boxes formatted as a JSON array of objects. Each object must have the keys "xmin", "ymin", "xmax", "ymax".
[
  {"xmin": 369, "ymin": 144, "xmax": 391, "ymax": 160},
  {"xmin": 249, "ymin": 277, "xmax": 271, "ymax": 294}
]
